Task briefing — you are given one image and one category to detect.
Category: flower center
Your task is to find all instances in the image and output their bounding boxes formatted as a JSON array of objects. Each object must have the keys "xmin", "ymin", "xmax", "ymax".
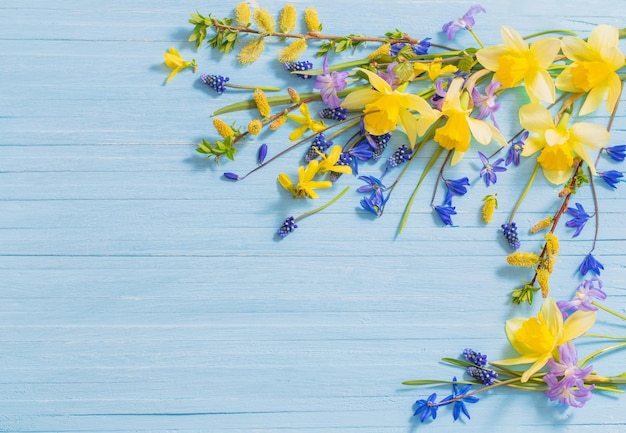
[
  {"xmin": 496, "ymin": 53, "xmax": 530, "ymax": 88},
  {"xmin": 570, "ymin": 61, "xmax": 612, "ymax": 91},
  {"xmin": 516, "ymin": 316, "xmax": 554, "ymax": 354},
  {"xmin": 434, "ymin": 112, "xmax": 471, "ymax": 152}
]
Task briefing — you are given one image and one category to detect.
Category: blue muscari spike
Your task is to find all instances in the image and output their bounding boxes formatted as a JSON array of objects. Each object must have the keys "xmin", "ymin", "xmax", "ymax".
[
  {"xmin": 283, "ymin": 60, "xmax": 314, "ymax": 79},
  {"xmin": 199, "ymin": 74, "xmax": 230, "ymax": 93}
]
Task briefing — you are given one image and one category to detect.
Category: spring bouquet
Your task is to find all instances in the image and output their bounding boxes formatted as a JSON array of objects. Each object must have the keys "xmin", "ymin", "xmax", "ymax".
[{"xmin": 161, "ymin": 3, "xmax": 626, "ymax": 423}]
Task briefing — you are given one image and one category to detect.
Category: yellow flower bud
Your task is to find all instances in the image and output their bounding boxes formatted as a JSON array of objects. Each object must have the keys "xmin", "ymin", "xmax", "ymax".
[
  {"xmin": 269, "ymin": 114, "xmax": 287, "ymax": 130},
  {"xmin": 506, "ymin": 252, "xmax": 540, "ymax": 267},
  {"xmin": 287, "ymin": 87, "xmax": 300, "ymax": 103},
  {"xmin": 304, "ymin": 7, "xmax": 321, "ymax": 32},
  {"xmin": 537, "ymin": 268, "xmax": 550, "ymax": 298},
  {"xmin": 481, "ymin": 194, "xmax": 498, "ymax": 223},
  {"xmin": 247, "ymin": 119, "xmax": 263, "ymax": 135},
  {"xmin": 530, "ymin": 216, "xmax": 553, "ymax": 233},
  {"xmin": 254, "ymin": 88, "xmax": 271, "ymax": 118},
  {"xmin": 213, "ymin": 118, "xmax": 235, "ymax": 139},
  {"xmin": 238, "ymin": 36, "xmax": 265, "ymax": 65},
  {"xmin": 278, "ymin": 4, "xmax": 297, "ymax": 33},
  {"xmin": 253, "ymin": 8, "xmax": 275, "ymax": 34},
  {"xmin": 234, "ymin": 2, "xmax": 251, "ymax": 26},
  {"xmin": 278, "ymin": 38, "xmax": 307, "ymax": 63},
  {"xmin": 368, "ymin": 43, "xmax": 391, "ymax": 59}
]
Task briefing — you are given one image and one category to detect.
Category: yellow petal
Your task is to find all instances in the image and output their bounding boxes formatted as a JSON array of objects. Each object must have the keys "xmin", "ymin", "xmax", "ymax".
[
  {"xmin": 442, "ymin": 77, "xmax": 464, "ymax": 112},
  {"xmin": 488, "ymin": 123, "xmax": 508, "ymax": 146},
  {"xmin": 560, "ymin": 309, "xmax": 596, "ymax": 343},
  {"xmin": 519, "ymin": 103, "xmax": 554, "ymax": 133},
  {"xmin": 341, "ymin": 88, "xmax": 382, "ymax": 109},
  {"xmin": 521, "ymin": 136, "xmax": 545, "ymax": 156},
  {"xmin": 555, "ymin": 67, "xmax": 580, "ymax": 93},
  {"xmin": 466, "ymin": 117, "xmax": 492, "ymax": 145},
  {"xmin": 165, "ymin": 66, "xmax": 183, "ymax": 84},
  {"xmin": 579, "ymin": 82, "xmax": 608, "ymax": 115},
  {"xmin": 540, "ymin": 298, "xmax": 563, "ymax": 337},
  {"xmin": 542, "ymin": 167, "xmax": 573, "ymax": 184},
  {"xmin": 277, "ymin": 173, "xmax": 294, "ymax": 192},
  {"xmin": 416, "ymin": 111, "xmax": 441, "ymax": 139},
  {"xmin": 569, "ymin": 122, "xmax": 611, "ymax": 149},
  {"xmin": 526, "ymin": 69, "xmax": 556, "ymax": 103},
  {"xmin": 605, "ymin": 72, "xmax": 622, "ymax": 114},
  {"xmin": 476, "ymin": 45, "xmax": 509, "ymax": 71},
  {"xmin": 355, "ymin": 67, "xmax": 392, "ymax": 94},
  {"xmin": 521, "ymin": 353, "xmax": 552, "ymax": 383},
  {"xmin": 530, "ymin": 37, "xmax": 561, "ymax": 69},
  {"xmin": 450, "ymin": 149, "xmax": 466, "ymax": 166},
  {"xmin": 288, "ymin": 125, "xmax": 307, "ymax": 141},
  {"xmin": 397, "ymin": 108, "xmax": 418, "ymax": 147},
  {"xmin": 501, "ymin": 26, "xmax": 527, "ymax": 53},
  {"xmin": 588, "ymin": 24, "xmax": 619, "ymax": 53}
]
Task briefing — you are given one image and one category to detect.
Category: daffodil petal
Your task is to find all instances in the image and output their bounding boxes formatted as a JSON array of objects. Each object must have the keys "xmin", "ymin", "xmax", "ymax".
[
  {"xmin": 278, "ymin": 173, "xmax": 294, "ymax": 192},
  {"xmin": 442, "ymin": 78, "xmax": 464, "ymax": 112},
  {"xmin": 569, "ymin": 122, "xmax": 611, "ymax": 149},
  {"xmin": 601, "ymin": 46, "xmax": 626, "ymax": 70},
  {"xmin": 501, "ymin": 26, "xmax": 527, "ymax": 53},
  {"xmin": 530, "ymin": 37, "xmax": 561, "ymax": 69},
  {"xmin": 540, "ymin": 298, "xmax": 563, "ymax": 337},
  {"xmin": 519, "ymin": 103, "xmax": 554, "ymax": 132},
  {"xmin": 467, "ymin": 117, "xmax": 492, "ymax": 145},
  {"xmin": 398, "ymin": 108, "xmax": 418, "ymax": 147},
  {"xmin": 571, "ymin": 142, "xmax": 597, "ymax": 174},
  {"xmin": 555, "ymin": 67, "xmax": 579, "ymax": 93},
  {"xmin": 450, "ymin": 149, "xmax": 466, "ymax": 166},
  {"xmin": 521, "ymin": 353, "xmax": 552, "ymax": 383},
  {"xmin": 606, "ymin": 72, "xmax": 622, "ymax": 113},
  {"xmin": 543, "ymin": 167, "xmax": 573, "ymax": 185},
  {"xmin": 488, "ymin": 123, "xmax": 508, "ymax": 146},
  {"xmin": 526, "ymin": 69, "xmax": 555, "ymax": 103},
  {"xmin": 416, "ymin": 112, "xmax": 441, "ymax": 139},
  {"xmin": 560, "ymin": 309, "xmax": 596, "ymax": 343},
  {"xmin": 341, "ymin": 88, "xmax": 382, "ymax": 109},
  {"xmin": 166, "ymin": 66, "xmax": 183, "ymax": 83},
  {"xmin": 588, "ymin": 24, "xmax": 619, "ymax": 53},
  {"xmin": 476, "ymin": 45, "xmax": 509, "ymax": 71},
  {"xmin": 579, "ymin": 83, "xmax": 608, "ymax": 115},
  {"xmin": 521, "ymin": 136, "xmax": 544, "ymax": 156},
  {"xmin": 561, "ymin": 36, "xmax": 596, "ymax": 62},
  {"xmin": 355, "ymin": 67, "xmax": 392, "ymax": 94}
]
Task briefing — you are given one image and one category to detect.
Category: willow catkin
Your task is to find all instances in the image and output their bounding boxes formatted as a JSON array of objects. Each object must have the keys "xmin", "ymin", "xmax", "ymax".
[
  {"xmin": 253, "ymin": 89, "xmax": 271, "ymax": 118},
  {"xmin": 253, "ymin": 7, "xmax": 275, "ymax": 34},
  {"xmin": 481, "ymin": 194, "xmax": 498, "ymax": 223},
  {"xmin": 368, "ymin": 43, "xmax": 391, "ymax": 59},
  {"xmin": 278, "ymin": 38, "xmax": 307, "ymax": 63},
  {"xmin": 234, "ymin": 2, "xmax": 251, "ymax": 26},
  {"xmin": 278, "ymin": 4, "xmax": 297, "ymax": 33},
  {"xmin": 238, "ymin": 36, "xmax": 265, "ymax": 65},
  {"xmin": 506, "ymin": 252, "xmax": 540, "ymax": 267},
  {"xmin": 247, "ymin": 119, "xmax": 263, "ymax": 135},
  {"xmin": 303, "ymin": 7, "xmax": 321, "ymax": 32},
  {"xmin": 213, "ymin": 118, "xmax": 234, "ymax": 139}
]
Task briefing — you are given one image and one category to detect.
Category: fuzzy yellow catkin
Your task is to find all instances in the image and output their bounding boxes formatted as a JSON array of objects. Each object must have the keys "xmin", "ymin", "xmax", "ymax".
[
  {"xmin": 481, "ymin": 194, "xmax": 498, "ymax": 223},
  {"xmin": 234, "ymin": 2, "xmax": 251, "ymax": 26},
  {"xmin": 506, "ymin": 252, "xmax": 540, "ymax": 267},
  {"xmin": 530, "ymin": 216, "xmax": 553, "ymax": 233},
  {"xmin": 253, "ymin": 89, "xmax": 271, "ymax": 118},
  {"xmin": 278, "ymin": 38, "xmax": 307, "ymax": 63},
  {"xmin": 303, "ymin": 7, "xmax": 321, "ymax": 32},
  {"xmin": 287, "ymin": 87, "xmax": 300, "ymax": 103},
  {"xmin": 269, "ymin": 114, "xmax": 287, "ymax": 130},
  {"xmin": 544, "ymin": 233, "xmax": 560, "ymax": 256},
  {"xmin": 238, "ymin": 36, "xmax": 265, "ymax": 65},
  {"xmin": 278, "ymin": 4, "xmax": 297, "ymax": 33},
  {"xmin": 213, "ymin": 118, "xmax": 234, "ymax": 139},
  {"xmin": 537, "ymin": 268, "xmax": 550, "ymax": 298},
  {"xmin": 247, "ymin": 119, "xmax": 263, "ymax": 135},
  {"xmin": 367, "ymin": 43, "xmax": 391, "ymax": 59},
  {"xmin": 253, "ymin": 7, "xmax": 275, "ymax": 34}
]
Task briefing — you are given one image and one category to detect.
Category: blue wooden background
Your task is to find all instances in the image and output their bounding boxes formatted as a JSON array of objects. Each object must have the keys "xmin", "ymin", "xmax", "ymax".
[{"xmin": 2, "ymin": 0, "xmax": 626, "ymax": 431}]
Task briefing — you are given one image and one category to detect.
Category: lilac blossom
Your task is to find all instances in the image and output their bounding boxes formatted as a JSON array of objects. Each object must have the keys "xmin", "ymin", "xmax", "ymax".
[
  {"xmin": 431, "ymin": 79, "xmax": 448, "ymax": 110},
  {"xmin": 442, "ymin": 5, "xmax": 486, "ymax": 40},
  {"xmin": 557, "ymin": 278, "xmax": 606, "ymax": 317},
  {"xmin": 377, "ymin": 62, "xmax": 399, "ymax": 89},
  {"xmin": 472, "ymin": 81, "xmax": 501, "ymax": 128},
  {"xmin": 314, "ymin": 56, "xmax": 349, "ymax": 108}
]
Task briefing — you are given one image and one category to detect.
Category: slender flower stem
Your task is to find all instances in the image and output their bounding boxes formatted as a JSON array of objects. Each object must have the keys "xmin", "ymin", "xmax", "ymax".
[
  {"xmin": 522, "ymin": 29, "xmax": 578, "ymax": 39},
  {"xmin": 430, "ymin": 150, "xmax": 453, "ymax": 206},
  {"xmin": 508, "ymin": 162, "xmax": 539, "ymax": 223},
  {"xmin": 226, "ymin": 83, "xmax": 281, "ymax": 91},
  {"xmin": 592, "ymin": 301, "xmax": 626, "ymax": 321},
  {"xmin": 467, "ymin": 28, "xmax": 485, "ymax": 48},
  {"xmin": 429, "ymin": 376, "xmax": 523, "ymax": 407},
  {"xmin": 579, "ymin": 342, "xmax": 626, "ymax": 368},
  {"xmin": 588, "ymin": 167, "xmax": 599, "ymax": 253},
  {"xmin": 294, "ymin": 186, "xmax": 350, "ymax": 222}
]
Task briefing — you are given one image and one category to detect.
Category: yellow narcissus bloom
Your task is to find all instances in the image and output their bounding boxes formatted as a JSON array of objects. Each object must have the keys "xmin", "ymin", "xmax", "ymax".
[
  {"xmin": 519, "ymin": 103, "xmax": 610, "ymax": 184},
  {"xmin": 494, "ymin": 298, "xmax": 596, "ymax": 383},
  {"xmin": 163, "ymin": 47, "xmax": 197, "ymax": 84},
  {"xmin": 287, "ymin": 103, "xmax": 326, "ymax": 141},
  {"xmin": 278, "ymin": 160, "xmax": 332, "ymax": 199},
  {"xmin": 476, "ymin": 26, "xmax": 560, "ymax": 103},
  {"xmin": 413, "ymin": 58, "xmax": 458, "ymax": 82},
  {"xmin": 317, "ymin": 145, "xmax": 352, "ymax": 175},
  {"xmin": 341, "ymin": 68, "xmax": 436, "ymax": 147},
  {"xmin": 431, "ymin": 77, "xmax": 507, "ymax": 165},
  {"xmin": 556, "ymin": 25, "xmax": 626, "ymax": 116}
]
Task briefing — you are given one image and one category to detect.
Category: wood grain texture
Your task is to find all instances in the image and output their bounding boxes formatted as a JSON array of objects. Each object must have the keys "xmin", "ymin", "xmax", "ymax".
[{"xmin": 1, "ymin": 0, "xmax": 625, "ymax": 431}]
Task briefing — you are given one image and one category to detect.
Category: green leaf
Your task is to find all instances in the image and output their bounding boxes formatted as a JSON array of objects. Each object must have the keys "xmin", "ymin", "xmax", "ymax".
[{"xmin": 393, "ymin": 62, "xmax": 414, "ymax": 82}]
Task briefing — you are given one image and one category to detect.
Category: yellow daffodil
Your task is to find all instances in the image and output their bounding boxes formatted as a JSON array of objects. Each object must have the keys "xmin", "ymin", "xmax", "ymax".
[
  {"xmin": 519, "ymin": 103, "xmax": 610, "ymax": 184},
  {"xmin": 316, "ymin": 145, "xmax": 352, "ymax": 175},
  {"xmin": 476, "ymin": 26, "xmax": 560, "ymax": 103},
  {"xmin": 163, "ymin": 47, "xmax": 197, "ymax": 84},
  {"xmin": 341, "ymin": 68, "xmax": 436, "ymax": 147},
  {"xmin": 413, "ymin": 57, "xmax": 458, "ymax": 82},
  {"xmin": 287, "ymin": 103, "xmax": 326, "ymax": 141},
  {"xmin": 556, "ymin": 25, "xmax": 626, "ymax": 116},
  {"xmin": 494, "ymin": 297, "xmax": 596, "ymax": 383},
  {"xmin": 277, "ymin": 160, "xmax": 332, "ymax": 199},
  {"xmin": 430, "ymin": 77, "xmax": 507, "ymax": 165}
]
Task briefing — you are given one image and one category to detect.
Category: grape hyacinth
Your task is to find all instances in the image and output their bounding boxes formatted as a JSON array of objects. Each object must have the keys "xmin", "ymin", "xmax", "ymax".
[
  {"xmin": 277, "ymin": 216, "xmax": 298, "ymax": 237},
  {"xmin": 329, "ymin": 153, "xmax": 354, "ymax": 181},
  {"xmin": 466, "ymin": 366, "xmax": 498, "ymax": 386},
  {"xmin": 318, "ymin": 107, "xmax": 348, "ymax": 121},
  {"xmin": 304, "ymin": 133, "xmax": 333, "ymax": 163},
  {"xmin": 463, "ymin": 348, "xmax": 487, "ymax": 367},
  {"xmin": 501, "ymin": 222, "xmax": 520, "ymax": 250},
  {"xmin": 370, "ymin": 132, "xmax": 393, "ymax": 160},
  {"xmin": 387, "ymin": 144, "xmax": 413, "ymax": 167},
  {"xmin": 283, "ymin": 60, "xmax": 314, "ymax": 79},
  {"xmin": 199, "ymin": 74, "xmax": 230, "ymax": 93}
]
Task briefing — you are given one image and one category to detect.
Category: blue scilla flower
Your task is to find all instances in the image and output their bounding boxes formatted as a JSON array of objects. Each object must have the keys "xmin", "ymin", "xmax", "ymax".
[
  {"xmin": 434, "ymin": 204, "xmax": 457, "ymax": 226},
  {"xmin": 443, "ymin": 177, "xmax": 470, "ymax": 205},
  {"xmin": 360, "ymin": 189, "xmax": 389, "ymax": 217},
  {"xmin": 199, "ymin": 74, "xmax": 230, "ymax": 93},
  {"xmin": 579, "ymin": 253, "xmax": 604, "ymax": 276},
  {"xmin": 605, "ymin": 144, "xmax": 626, "ymax": 162},
  {"xmin": 357, "ymin": 175, "xmax": 386, "ymax": 193},
  {"xmin": 565, "ymin": 202, "xmax": 590, "ymax": 238},
  {"xmin": 390, "ymin": 38, "xmax": 432, "ymax": 56},
  {"xmin": 440, "ymin": 377, "xmax": 479, "ymax": 421},
  {"xmin": 598, "ymin": 170, "xmax": 624, "ymax": 189},
  {"xmin": 506, "ymin": 131, "xmax": 528, "ymax": 166},
  {"xmin": 413, "ymin": 392, "xmax": 439, "ymax": 422},
  {"xmin": 478, "ymin": 151, "xmax": 506, "ymax": 187}
]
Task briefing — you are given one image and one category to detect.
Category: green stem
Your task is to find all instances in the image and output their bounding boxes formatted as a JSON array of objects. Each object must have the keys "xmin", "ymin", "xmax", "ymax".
[
  {"xmin": 226, "ymin": 84, "xmax": 282, "ymax": 92},
  {"xmin": 467, "ymin": 28, "xmax": 485, "ymax": 48},
  {"xmin": 592, "ymin": 301, "xmax": 626, "ymax": 321},
  {"xmin": 295, "ymin": 186, "xmax": 350, "ymax": 222},
  {"xmin": 398, "ymin": 146, "xmax": 444, "ymax": 235},
  {"xmin": 509, "ymin": 162, "xmax": 539, "ymax": 223},
  {"xmin": 579, "ymin": 342, "xmax": 626, "ymax": 368},
  {"xmin": 522, "ymin": 29, "xmax": 577, "ymax": 39},
  {"xmin": 584, "ymin": 334, "xmax": 626, "ymax": 340}
]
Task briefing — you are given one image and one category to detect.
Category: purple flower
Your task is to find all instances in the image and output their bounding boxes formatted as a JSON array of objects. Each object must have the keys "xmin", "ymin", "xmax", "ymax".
[
  {"xmin": 442, "ymin": 5, "xmax": 486, "ymax": 40},
  {"xmin": 565, "ymin": 202, "xmax": 591, "ymax": 238},
  {"xmin": 357, "ymin": 175, "xmax": 386, "ymax": 193},
  {"xmin": 605, "ymin": 144, "xmax": 626, "ymax": 162},
  {"xmin": 223, "ymin": 172, "xmax": 240, "ymax": 181},
  {"xmin": 478, "ymin": 151, "xmax": 506, "ymax": 187},
  {"xmin": 434, "ymin": 204, "xmax": 457, "ymax": 226},
  {"xmin": 314, "ymin": 56, "xmax": 349, "ymax": 108},
  {"xmin": 257, "ymin": 143, "xmax": 268, "ymax": 164},
  {"xmin": 444, "ymin": 177, "xmax": 470, "ymax": 205},
  {"xmin": 501, "ymin": 222, "xmax": 520, "ymax": 250},
  {"xmin": 389, "ymin": 38, "xmax": 431, "ymax": 56},
  {"xmin": 506, "ymin": 131, "xmax": 528, "ymax": 166},
  {"xmin": 277, "ymin": 216, "xmax": 298, "ymax": 238},
  {"xmin": 440, "ymin": 377, "xmax": 479, "ymax": 421},
  {"xmin": 472, "ymin": 81, "xmax": 501, "ymax": 128},
  {"xmin": 377, "ymin": 62, "xmax": 400, "ymax": 88},
  {"xmin": 557, "ymin": 278, "xmax": 606, "ymax": 317},
  {"xmin": 598, "ymin": 170, "xmax": 624, "ymax": 189},
  {"xmin": 431, "ymin": 79, "xmax": 448, "ymax": 110},
  {"xmin": 579, "ymin": 253, "xmax": 604, "ymax": 276},
  {"xmin": 413, "ymin": 392, "xmax": 439, "ymax": 422},
  {"xmin": 544, "ymin": 342, "xmax": 594, "ymax": 408},
  {"xmin": 360, "ymin": 189, "xmax": 389, "ymax": 217}
]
